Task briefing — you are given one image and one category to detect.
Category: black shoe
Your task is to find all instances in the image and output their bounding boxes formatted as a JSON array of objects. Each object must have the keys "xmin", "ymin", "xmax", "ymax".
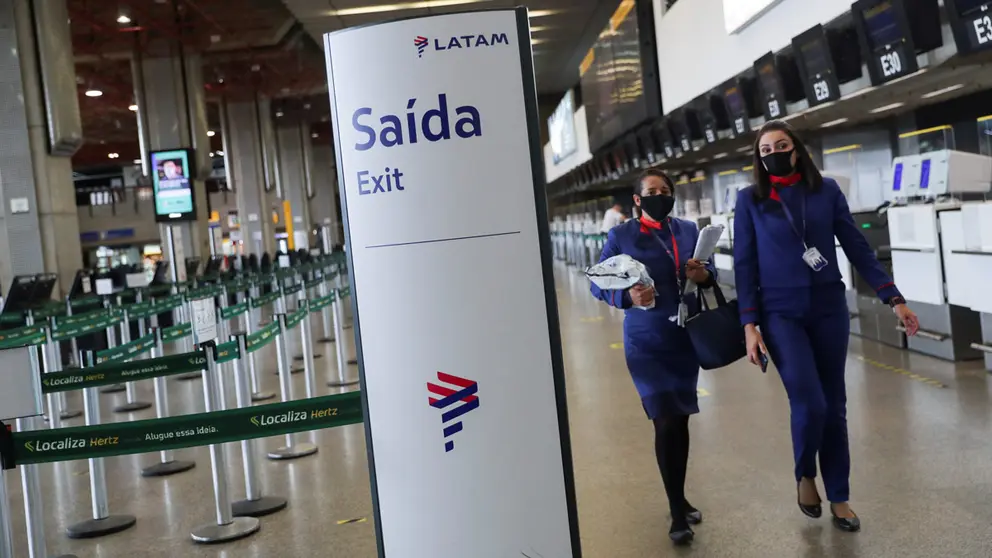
[
  {"xmin": 669, "ymin": 523, "xmax": 694, "ymax": 546},
  {"xmin": 685, "ymin": 501, "xmax": 703, "ymax": 525},
  {"xmin": 830, "ymin": 505, "xmax": 861, "ymax": 532},
  {"xmin": 797, "ymin": 482, "xmax": 822, "ymax": 519}
]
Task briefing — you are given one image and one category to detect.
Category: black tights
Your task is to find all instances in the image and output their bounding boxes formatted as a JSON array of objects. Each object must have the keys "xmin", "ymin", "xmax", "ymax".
[{"xmin": 653, "ymin": 414, "xmax": 690, "ymax": 528}]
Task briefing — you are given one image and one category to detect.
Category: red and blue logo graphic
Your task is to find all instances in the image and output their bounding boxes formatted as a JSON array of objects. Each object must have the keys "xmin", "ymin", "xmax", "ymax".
[
  {"xmin": 414, "ymin": 36, "xmax": 429, "ymax": 58},
  {"xmin": 427, "ymin": 372, "xmax": 479, "ymax": 453}
]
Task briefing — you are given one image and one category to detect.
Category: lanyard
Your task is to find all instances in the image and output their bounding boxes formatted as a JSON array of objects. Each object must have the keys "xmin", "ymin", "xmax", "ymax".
[
  {"xmin": 646, "ymin": 220, "xmax": 683, "ymax": 293},
  {"xmin": 777, "ymin": 191, "xmax": 809, "ymax": 250}
]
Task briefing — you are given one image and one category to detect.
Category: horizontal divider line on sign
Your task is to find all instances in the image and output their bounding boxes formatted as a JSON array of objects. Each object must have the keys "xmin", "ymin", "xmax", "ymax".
[
  {"xmin": 10, "ymin": 391, "xmax": 363, "ymax": 465},
  {"xmin": 365, "ymin": 230, "xmax": 521, "ymax": 250},
  {"xmin": 41, "ymin": 351, "xmax": 206, "ymax": 393}
]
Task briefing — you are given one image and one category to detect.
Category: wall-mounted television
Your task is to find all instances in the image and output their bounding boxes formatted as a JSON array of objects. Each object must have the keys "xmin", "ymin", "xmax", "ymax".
[
  {"xmin": 548, "ymin": 90, "xmax": 578, "ymax": 164},
  {"xmin": 579, "ymin": 0, "xmax": 661, "ymax": 152},
  {"xmin": 944, "ymin": 0, "xmax": 992, "ymax": 54},
  {"xmin": 852, "ymin": 0, "xmax": 942, "ymax": 85},
  {"xmin": 150, "ymin": 148, "xmax": 198, "ymax": 223}
]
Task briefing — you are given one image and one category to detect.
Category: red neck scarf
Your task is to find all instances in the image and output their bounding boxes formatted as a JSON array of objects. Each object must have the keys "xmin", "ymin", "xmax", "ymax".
[
  {"xmin": 769, "ymin": 172, "xmax": 801, "ymax": 201},
  {"xmin": 639, "ymin": 216, "xmax": 665, "ymax": 234}
]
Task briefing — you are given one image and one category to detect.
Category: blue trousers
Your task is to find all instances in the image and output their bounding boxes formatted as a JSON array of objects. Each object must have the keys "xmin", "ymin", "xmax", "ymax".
[{"xmin": 763, "ymin": 310, "xmax": 851, "ymax": 503}]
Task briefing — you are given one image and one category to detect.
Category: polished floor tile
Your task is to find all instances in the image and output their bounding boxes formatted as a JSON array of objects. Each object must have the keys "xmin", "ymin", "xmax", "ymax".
[{"xmin": 4, "ymin": 270, "xmax": 992, "ymax": 557}]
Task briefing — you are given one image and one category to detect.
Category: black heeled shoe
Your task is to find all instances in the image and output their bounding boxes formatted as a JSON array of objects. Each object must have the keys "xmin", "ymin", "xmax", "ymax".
[
  {"xmin": 830, "ymin": 504, "xmax": 861, "ymax": 532},
  {"xmin": 669, "ymin": 523, "xmax": 694, "ymax": 546},
  {"xmin": 797, "ymin": 481, "xmax": 822, "ymax": 519},
  {"xmin": 685, "ymin": 501, "xmax": 703, "ymax": 525}
]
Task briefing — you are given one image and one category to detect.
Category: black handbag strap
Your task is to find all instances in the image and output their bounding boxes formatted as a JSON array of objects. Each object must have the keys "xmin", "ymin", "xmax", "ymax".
[{"xmin": 695, "ymin": 281, "xmax": 728, "ymax": 313}]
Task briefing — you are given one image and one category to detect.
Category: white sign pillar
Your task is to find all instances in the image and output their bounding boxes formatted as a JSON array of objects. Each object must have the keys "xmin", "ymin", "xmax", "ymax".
[{"xmin": 324, "ymin": 8, "xmax": 579, "ymax": 558}]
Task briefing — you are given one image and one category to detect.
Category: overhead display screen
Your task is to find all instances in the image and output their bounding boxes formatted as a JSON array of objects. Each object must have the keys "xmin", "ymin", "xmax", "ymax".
[
  {"xmin": 793, "ymin": 26, "xmax": 840, "ymax": 106},
  {"xmin": 723, "ymin": 81, "xmax": 750, "ymax": 135},
  {"xmin": 151, "ymin": 148, "xmax": 197, "ymax": 222},
  {"xmin": 946, "ymin": 0, "xmax": 992, "ymax": 52},
  {"xmin": 724, "ymin": 0, "xmax": 785, "ymax": 34},
  {"xmin": 754, "ymin": 53, "xmax": 787, "ymax": 119},
  {"xmin": 579, "ymin": 0, "xmax": 658, "ymax": 152},
  {"xmin": 548, "ymin": 90, "xmax": 578, "ymax": 164},
  {"xmin": 854, "ymin": 0, "xmax": 919, "ymax": 84}
]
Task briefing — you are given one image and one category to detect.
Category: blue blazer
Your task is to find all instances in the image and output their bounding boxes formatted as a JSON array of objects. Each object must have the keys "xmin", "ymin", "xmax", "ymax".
[
  {"xmin": 590, "ymin": 218, "xmax": 716, "ymax": 402},
  {"xmin": 732, "ymin": 177, "xmax": 901, "ymax": 326}
]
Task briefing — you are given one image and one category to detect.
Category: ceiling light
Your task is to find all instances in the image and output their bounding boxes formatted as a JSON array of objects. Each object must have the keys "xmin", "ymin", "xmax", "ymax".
[
  {"xmin": 713, "ymin": 152, "xmax": 728, "ymax": 159},
  {"xmin": 275, "ymin": 111, "xmax": 284, "ymax": 117},
  {"xmin": 311, "ymin": 132, "xmax": 319, "ymax": 138},
  {"xmin": 870, "ymin": 102, "xmax": 905, "ymax": 114},
  {"xmin": 216, "ymin": 150, "xmax": 224, "ymax": 156},
  {"xmin": 820, "ymin": 117, "xmax": 849, "ymax": 128},
  {"xmin": 529, "ymin": 9, "xmax": 559, "ymax": 17},
  {"xmin": 304, "ymin": 103, "xmax": 311, "ymax": 110},
  {"xmin": 736, "ymin": 145, "xmax": 752, "ymax": 153},
  {"xmin": 921, "ymin": 83, "xmax": 965, "ymax": 99},
  {"xmin": 116, "ymin": 14, "xmax": 131, "ymax": 24},
  {"xmin": 324, "ymin": 0, "xmax": 489, "ymax": 17},
  {"xmin": 209, "ymin": 152, "xmax": 215, "ymax": 157},
  {"xmin": 530, "ymin": 25, "xmax": 551, "ymax": 32},
  {"xmin": 251, "ymin": 64, "xmax": 260, "ymax": 72},
  {"xmin": 85, "ymin": 89, "xmax": 103, "ymax": 97},
  {"xmin": 128, "ymin": 104, "xmax": 138, "ymax": 111},
  {"xmin": 532, "ymin": 38, "xmax": 547, "ymax": 45},
  {"xmin": 210, "ymin": 34, "xmax": 221, "ymax": 44},
  {"xmin": 207, "ymin": 130, "xmax": 216, "ymax": 137},
  {"xmin": 133, "ymin": 159, "xmax": 142, "ymax": 165},
  {"xmin": 107, "ymin": 152, "xmax": 119, "ymax": 159}
]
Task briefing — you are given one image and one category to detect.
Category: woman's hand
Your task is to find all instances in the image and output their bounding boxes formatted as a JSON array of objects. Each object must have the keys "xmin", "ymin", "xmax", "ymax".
[
  {"xmin": 629, "ymin": 284, "xmax": 655, "ymax": 307},
  {"xmin": 685, "ymin": 259, "xmax": 710, "ymax": 284},
  {"xmin": 744, "ymin": 324, "xmax": 768, "ymax": 367},
  {"xmin": 894, "ymin": 304, "xmax": 920, "ymax": 336}
]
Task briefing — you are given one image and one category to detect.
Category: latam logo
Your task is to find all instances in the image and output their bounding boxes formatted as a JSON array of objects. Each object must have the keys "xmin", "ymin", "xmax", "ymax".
[
  {"xmin": 427, "ymin": 372, "xmax": 479, "ymax": 453},
  {"xmin": 414, "ymin": 33, "xmax": 510, "ymax": 58},
  {"xmin": 414, "ymin": 36, "xmax": 428, "ymax": 57}
]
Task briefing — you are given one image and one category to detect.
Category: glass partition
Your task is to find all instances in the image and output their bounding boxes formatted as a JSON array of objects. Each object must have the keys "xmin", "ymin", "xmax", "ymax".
[{"xmin": 897, "ymin": 125, "xmax": 955, "ymax": 156}]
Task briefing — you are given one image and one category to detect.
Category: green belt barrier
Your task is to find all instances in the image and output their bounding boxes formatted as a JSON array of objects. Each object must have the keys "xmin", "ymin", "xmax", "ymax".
[
  {"xmin": 51, "ymin": 313, "xmax": 123, "ymax": 342},
  {"xmin": 153, "ymin": 293, "xmax": 184, "ymax": 312},
  {"xmin": 9, "ymin": 391, "xmax": 362, "ymax": 466},
  {"xmin": 41, "ymin": 351, "xmax": 205, "ymax": 394},
  {"xmin": 0, "ymin": 314, "xmax": 23, "ymax": 326},
  {"xmin": 0, "ymin": 324, "xmax": 45, "ymax": 343},
  {"xmin": 70, "ymin": 296, "xmax": 101, "ymax": 311},
  {"xmin": 310, "ymin": 294, "xmax": 334, "ymax": 312},
  {"xmin": 0, "ymin": 329, "xmax": 46, "ymax": 350},
  {"xmin": 220, "ymin": 301, "xmax": 249, "ymax": 321},
  {"xmin": 148, "ymin": 284, "xmax": 173, "ymax": 297},
  {"xmin": 125, "ymin": 300, "xmax": 158, "ymax": 320},
  {"xmin": 96, "ymin": 332, "xmax": 156, "ymax": 363},
  {"xmin": 285, "ymin": 304, "xmax": 308, "ymax": 330},
  {"xmin": 34, "ymin": 303, "xmax": 66, "ymax": 320},
  {"xmin": 339, "ymin": 286, "xmax": 351, "ymax": 298},
  {"xmin": 250, "ymin": 290, "xmax": 281, "ymax": 309},
  {"xmin": 161, "ymin": 322, "xmax": 192, "ymax": 342},
  {"xmin": 283, "ymin": 284, "xmax": 302, "ymax": 297},
  {"xmin": 224, "ymin": 279, "xmax": 251, "ymax": 292},
  {"xmin": 56, "ymin": 308, "xmax": 108, "ymax": 328},
  {"xmin": 245, "ymin": 320, "xmax": 279, "ymax": 353},
  {"xmin": 276, "ymin": 269, "xmax": 295, "ymax": 280},
  {"xmin": 186, "ymin": 285, "xmax": 222, "ymax": 301},
  {"xmin": 214, "ymin": 340, "xmax": 240, "ymax": 364},
  {"xmin": 304, "ymin": 278, "xmax": 321, "ymax": 290}
]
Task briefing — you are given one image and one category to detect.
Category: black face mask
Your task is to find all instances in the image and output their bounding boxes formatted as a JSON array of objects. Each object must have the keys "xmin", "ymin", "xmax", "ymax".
[
  {"xmin": 761, "ymin": 149, "xmax": 796, "ymax": 177},
  {"xmin": 639, "ymin": 194, "xmax": 675, "ymax": 221}
]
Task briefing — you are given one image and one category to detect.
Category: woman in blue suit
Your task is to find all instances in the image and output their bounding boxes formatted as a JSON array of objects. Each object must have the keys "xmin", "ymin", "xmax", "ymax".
[
  {"xmin": 591, "ymin": 169, "xmax": 715, "ymax": 546},
  {"xmin": 733, "ymin": 121, "xmax": 919, "ymax": 533}
]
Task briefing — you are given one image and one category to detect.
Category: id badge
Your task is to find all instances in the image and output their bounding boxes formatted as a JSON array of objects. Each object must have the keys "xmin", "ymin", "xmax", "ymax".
[{"xmin": 802, "ymin": 247, "xmax": 828, "ymax": 272}]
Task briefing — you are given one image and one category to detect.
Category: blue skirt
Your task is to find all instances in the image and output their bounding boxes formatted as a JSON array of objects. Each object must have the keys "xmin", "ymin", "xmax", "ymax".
[{"xmin": 624, "ymin": 347, "xmax": 700, "ymax": 419}]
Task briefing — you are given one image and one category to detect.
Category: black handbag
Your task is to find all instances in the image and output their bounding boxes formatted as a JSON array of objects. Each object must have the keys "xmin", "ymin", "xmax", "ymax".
[{"xmin": 685, "ymin": 282, "xmax": 747, "ymax": 370}]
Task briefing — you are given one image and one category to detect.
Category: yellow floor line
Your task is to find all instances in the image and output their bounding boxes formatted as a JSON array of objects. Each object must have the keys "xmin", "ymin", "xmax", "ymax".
[
  {"xmin": 856, "ymin": 356, "xmax": 948, "ymax": 388},
  {"xmin": 609, "ymin": 342, "xmax": 623, "ymax": 350},
  {"xmin": 336, "ymin": 517, "xmax": 368, "ymax": 526},
  {"xmin": 697, "ymin": 388, "xmax": 711, "ymax": 397}
]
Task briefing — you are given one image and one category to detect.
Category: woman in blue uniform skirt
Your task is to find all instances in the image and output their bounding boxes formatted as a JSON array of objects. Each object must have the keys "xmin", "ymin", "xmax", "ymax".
[
  {"xmin": 590, "ymin": 169, "xmax": 716, "ymax": 545},
  {"xmin": 733, "ymin": 121, "xmax": 920, "ymax": 533}
]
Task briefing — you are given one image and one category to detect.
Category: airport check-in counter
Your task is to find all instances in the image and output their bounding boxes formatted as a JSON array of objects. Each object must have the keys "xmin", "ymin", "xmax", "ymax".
[
  {"xmin": 846, "ymin": 211, "xmax": 903, "ymax": 347},
  {"xmin": 709, "ymin": 213, "xmax": 735, "ymax": 297},
  {"xmin": 885, "ymin": 150, "xmax": 991, "ymax": 361},
  {"xmin": 953, "ymin": 203, "xmax": 992, "ymax": 371}
]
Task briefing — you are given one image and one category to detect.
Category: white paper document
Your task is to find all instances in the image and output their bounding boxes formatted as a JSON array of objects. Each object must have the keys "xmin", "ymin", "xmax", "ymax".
[{"xmin": 693, "ymin": 224, "xmax": 726, "ymax": 262}]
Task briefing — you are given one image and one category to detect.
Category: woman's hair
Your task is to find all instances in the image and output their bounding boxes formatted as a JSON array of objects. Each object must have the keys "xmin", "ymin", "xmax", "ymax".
[
  {"xmin": 634, "ymin": 168, "xmax": 675, "ymax": 197},
  {"xmin": 751, "ymin": 120, "xmax": 823, "ymax": 199}
]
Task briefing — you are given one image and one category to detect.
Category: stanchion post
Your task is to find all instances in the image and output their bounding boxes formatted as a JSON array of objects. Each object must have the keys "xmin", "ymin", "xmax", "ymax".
[
  {"xmin": 113, "ymin": 296, "xmax": 152, "ymax": 413},
  {"xmin": 98, "ymin": 299, "xmax": 125, "ymax": 394},
  {"xmin": 215, "ymin": 286, "xmax": 230, "ymax": 411},
  {"xmin": 140, "ymin": 326, "xmax": 196, "ymax": 477},
  {"xmin": 327, "ymin": 287, "xmax": 357, "ymax": 388},
  {"xmin": 32, "ymin": 313, "xmax": 63, "ymax": 429},
  {"xmin": 316, "ymin": 269, "xmax": 334, "ymax": 343},
  {"xmin": 49, "ymin": 324, "xmax": 80, "ymax": 421},
  {"xmin": 243, "ymin": 284, "xmax": 274, "ymax": 402},
  {"xmin": 66, "ymin": 352, "xmax": 136, "ymax": 539},
  {"xmin": 277, "ymin": 274, "xmax": 303, "ymax": 375},
  {"xmin": 266, "ymin": 314, "xmax": 317, "ymax": 460},
  {"xmin": 0, "ymin": 464, "xmax": 12, "ymax": 558},
  {"xmin": 175, "ymin": 297, "xmax": 200, "ymax": 382},
  {"xmin": 230, "ymin": 335, "xmax": 287, "ymax": 518},
  {"xmin": 299, "ymin": 299, "xmax": 317, "ymax": 400},
  {"xmin": 189, "ymin": 341, "xmax": 260, "ymax": 543}
]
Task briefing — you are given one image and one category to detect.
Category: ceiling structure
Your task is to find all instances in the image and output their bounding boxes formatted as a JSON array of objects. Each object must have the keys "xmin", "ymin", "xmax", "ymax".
[{"xmin": 69, "ymin": 0, "xmax": 614, "ymax": 169}]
